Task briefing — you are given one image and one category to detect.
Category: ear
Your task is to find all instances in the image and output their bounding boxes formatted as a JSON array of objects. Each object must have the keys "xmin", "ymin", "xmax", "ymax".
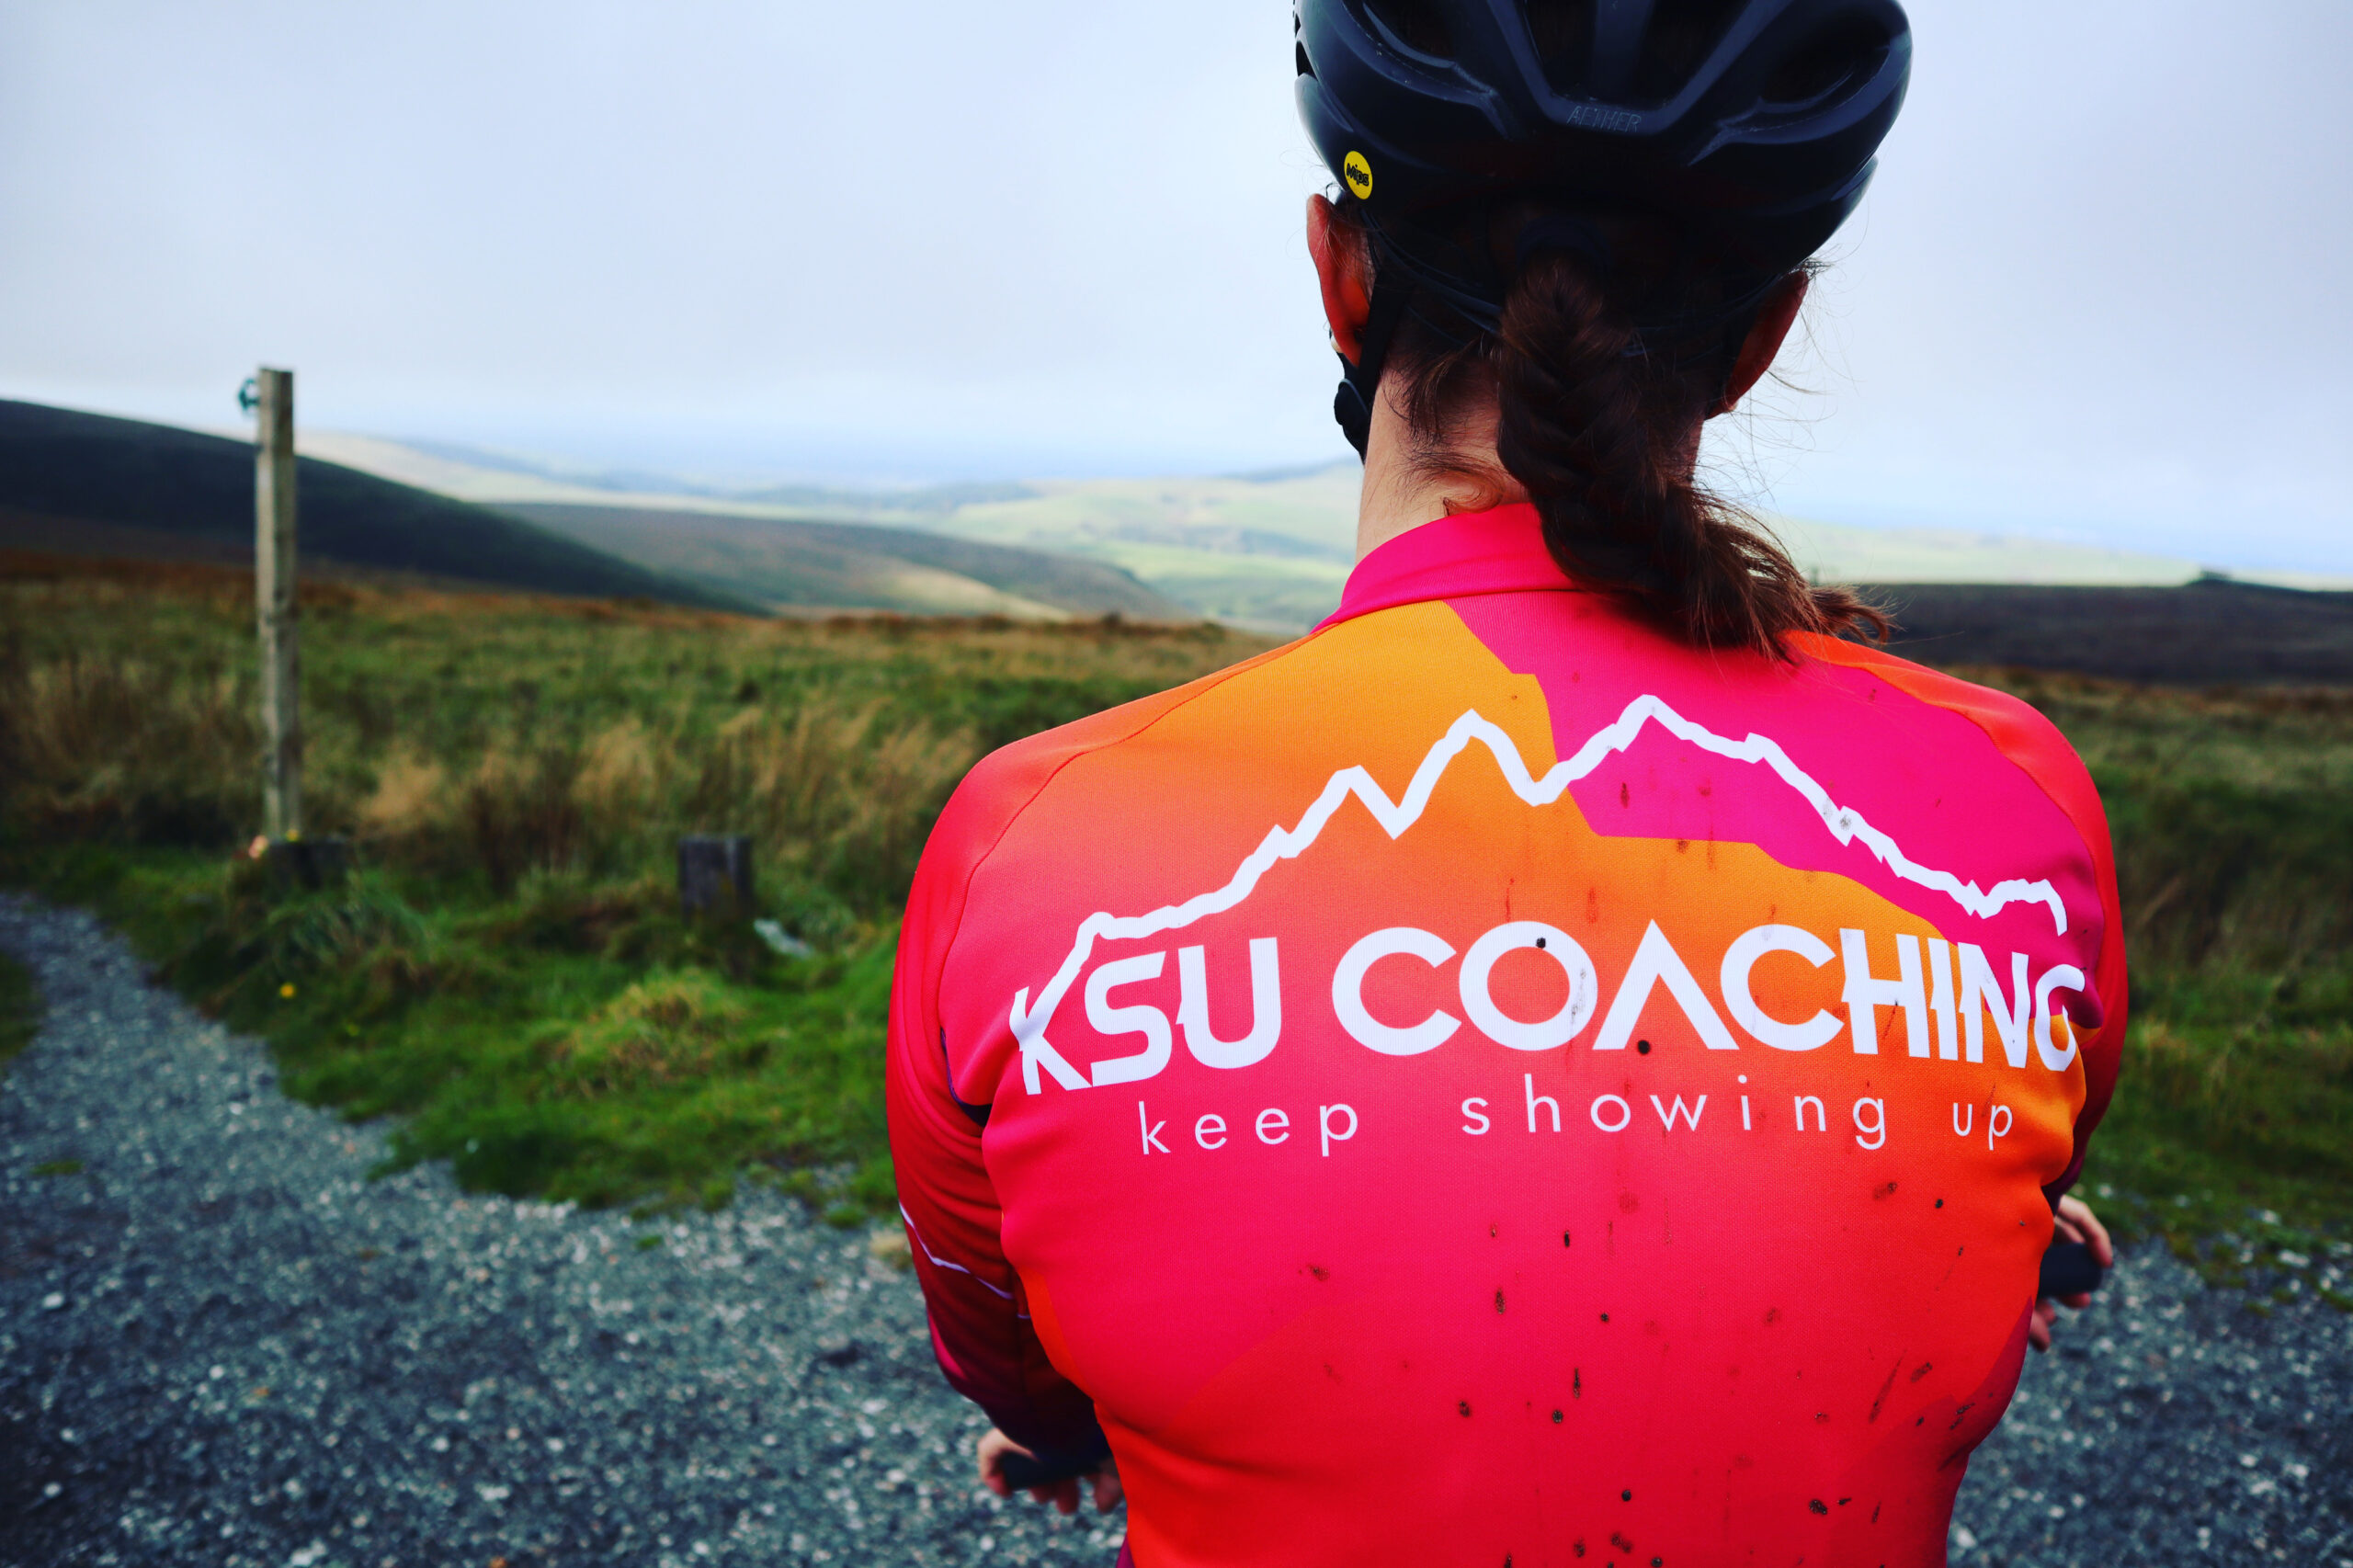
[
  {"xmin": 1712, "ymin": 271, "xmax": 1810, "ymax": 416},
  {"xmin": 1307, "ymin": 195, "xmax": 1374, "ymax": 365}
]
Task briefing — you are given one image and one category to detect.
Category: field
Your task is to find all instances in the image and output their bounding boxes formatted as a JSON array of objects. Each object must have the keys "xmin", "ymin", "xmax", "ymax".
[
  {"xmin": 0, "ymin": 554, "xmax": 1259, "ymax": 1220},
  {"xmin": 1, "ymin": 557, "xmax": 2346, "ymax": 1269},
  {"xmin": 1985, "ymin": 669, "xmax": 2353, "ymax": 1278}
]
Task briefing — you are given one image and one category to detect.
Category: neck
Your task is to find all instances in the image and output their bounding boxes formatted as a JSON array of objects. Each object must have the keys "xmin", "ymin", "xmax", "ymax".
[
  {"xmin": 1350, "ymin": 380, "xmax": 1710, "ymax": 562},
  {"xmin": 1353, "ymin": 384, "xmax": 1527, "ymax": 561}
]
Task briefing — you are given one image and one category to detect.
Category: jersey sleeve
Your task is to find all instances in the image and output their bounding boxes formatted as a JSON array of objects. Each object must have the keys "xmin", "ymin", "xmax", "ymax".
[
  {"xmin": 887, "ymin": 644, "xmax": 1301, "ymax": 1460},
  {"xmin": 1796, "ymin": 635, "xmax": 2129, "ymax": 1200},
  {"xmin": 884, "ymin": 747, "xmax": 1110, "ymax": 1466}
]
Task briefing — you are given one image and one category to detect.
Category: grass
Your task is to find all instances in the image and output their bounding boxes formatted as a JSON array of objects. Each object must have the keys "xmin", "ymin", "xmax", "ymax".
[
  {"xmin": 1, "ymin": 561, "xmax": 2347, "ymax": 1267},
  {"xmin": 0, "ymin": 557, "xmax": 1263, "ymax": 1212},
  {"xmin": 0, "ymin": 948, "xmax": 39, "ymax": 1078},
  {"xmin": 1975, "ymin": 671, "xmax": 2353, "ymax": 1273}
]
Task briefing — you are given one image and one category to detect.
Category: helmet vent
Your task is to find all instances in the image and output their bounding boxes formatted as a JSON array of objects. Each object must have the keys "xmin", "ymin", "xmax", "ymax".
[
  {"xmin": 1297, "ymin": 40, "xmax": 1317, "ymax": 78},
  {"xmin": 1630, "ymin": 0, "xmax": 1745, "ymax": 101},
  {"xmin": 1530, "ymin": 0, "xmax": 1743, "ymax": 106},
  {"xmin": 1527, "ymin": 0, "xmax": 1594, "ymax": 92},
  {"xmin": 1759, "ymin": 16, "xmax": 1893, "ymax": 107},
  {"xmin": 1362, "ymin": 0, "xmax": 1457, "ymax": 62}
]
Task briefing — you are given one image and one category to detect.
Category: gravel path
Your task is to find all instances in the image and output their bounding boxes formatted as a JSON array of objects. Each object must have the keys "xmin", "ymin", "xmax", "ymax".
[{"xmin": 4, "ymin": 893, "xmax": 2348, "ymax": 1567}]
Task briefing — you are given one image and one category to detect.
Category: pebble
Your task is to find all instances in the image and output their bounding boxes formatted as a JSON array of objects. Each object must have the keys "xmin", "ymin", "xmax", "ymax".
[
  {"xmin": 1951, "ymin": 1240, "xmax": 2353, "ymax": 1564},
  {"xmin": 0, "ymin": 897, "xmax": 1117, "ymax": 1566}
]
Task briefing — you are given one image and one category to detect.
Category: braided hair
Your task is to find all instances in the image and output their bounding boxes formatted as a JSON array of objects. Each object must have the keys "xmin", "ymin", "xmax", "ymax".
[{"xmin": 1350, "ymin": 200, "xmax": 1888, "ymax": 658}]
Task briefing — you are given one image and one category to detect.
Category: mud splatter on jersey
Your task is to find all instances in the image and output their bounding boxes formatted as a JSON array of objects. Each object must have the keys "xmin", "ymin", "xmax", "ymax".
[{"xmin": 887, "ymin": 504, "xmax": 2124, "ymax": 1567}]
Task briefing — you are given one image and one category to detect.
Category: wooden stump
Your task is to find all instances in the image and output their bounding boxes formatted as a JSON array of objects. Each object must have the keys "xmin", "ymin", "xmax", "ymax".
[
  {"xmin": 678, "ymin": 835, "xmax": 754, "ymax": 920},
  {"xmin": 265, "ymin": 835, "xmax": 349, "ymax": 891}
]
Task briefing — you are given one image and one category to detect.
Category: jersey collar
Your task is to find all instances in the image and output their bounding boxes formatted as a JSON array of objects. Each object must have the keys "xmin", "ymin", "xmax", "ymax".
[{"xmin": 1315, "ymin": 502, "xmax": 1574, "ymax": 632}]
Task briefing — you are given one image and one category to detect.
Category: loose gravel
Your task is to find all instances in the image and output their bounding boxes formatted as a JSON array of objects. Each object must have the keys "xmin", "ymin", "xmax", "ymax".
[{"xmin": 4, "ymin": 892, "xmax": 2348, "ymax": 1567}]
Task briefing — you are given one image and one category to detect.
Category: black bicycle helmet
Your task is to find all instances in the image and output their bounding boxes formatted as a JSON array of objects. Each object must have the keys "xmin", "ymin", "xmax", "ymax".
[{"xmin": 1296, "ymin": 0, "xmax": 1910, "ymax": 450}]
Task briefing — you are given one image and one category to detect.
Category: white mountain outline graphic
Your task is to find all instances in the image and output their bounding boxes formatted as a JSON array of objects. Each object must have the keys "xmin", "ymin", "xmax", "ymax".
[{"xmin": 1012, "ymin": 694, "xmax": 2068, "ymax": 1091}]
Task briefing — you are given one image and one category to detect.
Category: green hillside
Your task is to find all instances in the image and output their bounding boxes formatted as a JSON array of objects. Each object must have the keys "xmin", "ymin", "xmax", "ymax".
[
  {"xmin": 673, "ymin": 465, "xmax": 2205, "ymax": 632},
  {"xmin": 929, "ymin": 470, "xmax": 1358, "ymax": 631},
  {"xmin": 0, "ymin": 400, "xmax": 755, "ymax": 611},
  {"xmin": 498, "ymin": 502, "xmax": 1191, "ymax": 621}
]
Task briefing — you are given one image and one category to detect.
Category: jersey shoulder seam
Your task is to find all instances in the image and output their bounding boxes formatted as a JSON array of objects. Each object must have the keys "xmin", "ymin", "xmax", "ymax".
[
  {"xmin": 1794, "ymin": 632, "xmax": 2121, "ymax": 987},
  {"xmin": 1795, "ymin": 634, "xmax": 2097, "ymax": 808},
  {"xmin": 927, "ymin": 631, "xmax": 1323, "ymax": 1022}
]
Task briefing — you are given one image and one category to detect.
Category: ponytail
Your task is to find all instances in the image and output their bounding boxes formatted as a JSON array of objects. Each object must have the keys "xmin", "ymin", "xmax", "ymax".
[
  {"xmin": 1491, "ymin": 251, "xmax": 1882, "ymax": 656},
  {"xmin": 1364, "ymin": 206, "xmax": 1888, "ymax": 659}
]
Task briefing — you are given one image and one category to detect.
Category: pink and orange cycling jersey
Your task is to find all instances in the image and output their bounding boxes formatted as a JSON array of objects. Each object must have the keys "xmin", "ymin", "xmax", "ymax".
[{"xmin": 887, "ymin": 504, "xmax": 2124, "ymax": 1567}]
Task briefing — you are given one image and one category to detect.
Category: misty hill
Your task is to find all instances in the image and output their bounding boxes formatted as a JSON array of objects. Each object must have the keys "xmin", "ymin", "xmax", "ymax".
[
  {"xmin": 735, "ymin": 479, "xmax": 1043, "ymax": 515},
  {"xmin": 0, "ymin": 401, "xmax": 755, "ymax": 611},
  {"xmin": 496, "ymin": 502, "xmax": 1191, "ymax": 621},
  {"xmin": 312, "ymin": 435, "xmax": 2303, "ymax": 640}
]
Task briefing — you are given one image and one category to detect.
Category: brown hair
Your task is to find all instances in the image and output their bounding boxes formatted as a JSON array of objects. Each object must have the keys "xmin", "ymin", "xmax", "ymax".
[{"xmin": 1363, "ymin": 207, "xmax": 1887, "ymax": 658}]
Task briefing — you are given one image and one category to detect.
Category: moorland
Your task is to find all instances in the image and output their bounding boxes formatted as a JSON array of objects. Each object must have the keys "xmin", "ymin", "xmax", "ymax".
[{"xmin": 0, "ymin": 554, "xmax": 2345, "ymax": 1284}]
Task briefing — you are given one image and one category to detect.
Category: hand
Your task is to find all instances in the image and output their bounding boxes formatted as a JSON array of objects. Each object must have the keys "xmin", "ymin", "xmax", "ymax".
[
  {"xmin": 976, "ymin": 1427, "xmax": 1124, "ymax": 1516},
  {"xmin": 2029, "ymin": 1194, "xmax": 2114, "ymax": 1353}
]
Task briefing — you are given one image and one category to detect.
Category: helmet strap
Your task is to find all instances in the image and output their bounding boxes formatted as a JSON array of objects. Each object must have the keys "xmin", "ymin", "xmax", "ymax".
[{"xmin": 1332, "ymin": 266, "xmax": 1414, "ymax": 460}]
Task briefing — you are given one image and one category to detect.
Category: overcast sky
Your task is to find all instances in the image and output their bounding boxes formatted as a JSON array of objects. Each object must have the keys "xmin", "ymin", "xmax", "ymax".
[{"xmin": 3, "ymin": 2, "xmax": 2348, "ymax": 569}]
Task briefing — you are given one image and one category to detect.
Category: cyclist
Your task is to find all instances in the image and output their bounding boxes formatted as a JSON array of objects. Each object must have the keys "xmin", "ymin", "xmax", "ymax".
[{"xmin": 889, "ymin": 2, "xmax": 2121, "ymax": 1561}]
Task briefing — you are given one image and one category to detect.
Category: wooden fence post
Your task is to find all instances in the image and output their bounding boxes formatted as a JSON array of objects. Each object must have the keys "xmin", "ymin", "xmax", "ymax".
[{"xmin": 254, "ymin": 367, "xmax": 301, "ymax": 839}]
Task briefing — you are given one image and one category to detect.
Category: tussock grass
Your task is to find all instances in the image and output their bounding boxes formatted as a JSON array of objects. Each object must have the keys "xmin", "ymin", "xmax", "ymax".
[
  {"xmin": 548, "ymin": 971, "xmax": 757, "ymax": 1095},
  {"xmin": 0, "ymin": 557, "xmax": 1262, "ymax": 1211},
  {"xmin": 1965, "ymin": 669, "xmax": 2353, "ymax": 1267}
]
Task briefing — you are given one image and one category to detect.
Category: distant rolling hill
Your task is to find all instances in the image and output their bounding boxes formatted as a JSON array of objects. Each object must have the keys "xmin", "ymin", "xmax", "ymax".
[
  {"xmin": 308, "ymin": 437, "xmax": 2237, "ymax": 633},
  {"xmin": 0, "ymin": 401, "xmax": 756, "ymax": 611},
  {"xmin": 495, "ymin": 503, "xmax": 1191, "ymax": 621},
  {"xmin": 1880, "ymin": 577, "xmax": 2353, "ymax": 686}
]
